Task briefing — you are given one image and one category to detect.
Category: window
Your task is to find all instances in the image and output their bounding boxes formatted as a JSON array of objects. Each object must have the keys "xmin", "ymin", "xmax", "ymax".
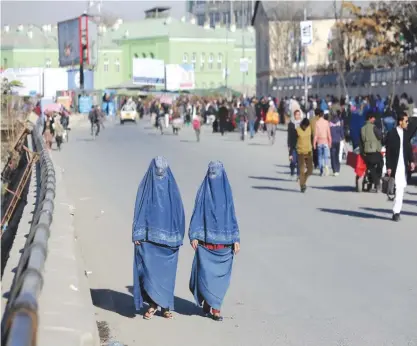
[
  {"xmin": 150, "ymin": 53, "xmax": 154, "ymax": 59},
  {"xmin": 104, "ymin": 58, "xmax": 109, "ymax": 72},
  {"xmin": 142, "ymin": 53, "xmax": 147, "ymax": 58},
  {"xmin": 191, "ymin": 53, "xmax": 196, "ymax": 63},
  {"xmin": 134, "ymin": 53, "xmax": 139, "ymax": 58},
  {"xmin": 115, "ymin": 58, "xmax": 120, "ymax": 72},
  {"xmin": 200, "ymin": 53, "xmax": 205, "ymax": 70},
  {"xmin": 210, "ymin": 82, "xmax": 215, "ymax": 88},
  {"xmin": 183, "ymin": 53, "xmax": 188, "ymax": 63},
  {"xmin": 217, "ymin": 53, "xmax": 222, "ymax": 69},
  {"xmin": 218, "ymin": 82, "xmax": 223, "ymax": 87},
  {"xmin": 3, "ymin": 58, "xmax": 8, "ymax": 68},
  {"xmin": 208, "ymin": 53, "xmax": 214, "ymax": 69},
  {"xmin": 45, "ymin": 58, "xmax": 51, "ymax": 68},
  {"xmin": 202, "ymin": 82, "xmax": 207, "ymax": 89}
]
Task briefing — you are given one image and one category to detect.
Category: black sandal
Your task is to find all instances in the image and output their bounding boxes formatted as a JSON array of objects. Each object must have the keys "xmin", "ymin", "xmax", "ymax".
[
  {"xmin": 143, "ymin": 306, "xmax": 157, "ymax": 320},
  {"xmin": 211, "ymin": 313, "xmax": 223, "ymax": 322},
  {"xmin": 162, "ymin": 309, "xmax": 174, "ymax": 320}
]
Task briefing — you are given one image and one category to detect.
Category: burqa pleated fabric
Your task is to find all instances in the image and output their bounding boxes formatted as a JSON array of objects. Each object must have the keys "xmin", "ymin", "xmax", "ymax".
[
  {"xmin": 189, "ymin": 161, "xmax": 240, "ymax": 310},
  {"xmin": 132, "ymin": 156, "xmax": 185, "ymax": 311}
]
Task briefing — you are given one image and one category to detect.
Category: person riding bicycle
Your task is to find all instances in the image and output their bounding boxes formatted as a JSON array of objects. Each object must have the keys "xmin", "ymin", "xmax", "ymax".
[
  {"xmin": 360, "ymin": 113, "xmax": 383, "ymax": 191},
  {"xmin": 88, "ymin": 105, "xmax": 100, "ymax": 137}
]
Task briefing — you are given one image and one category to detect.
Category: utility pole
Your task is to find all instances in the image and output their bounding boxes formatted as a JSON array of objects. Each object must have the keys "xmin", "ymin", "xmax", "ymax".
[
  {"xmin": 241, "ymin": 1, "xmax": 245, "ymax": 96},
  {"xmin": 303, "ymin": 7, "xmax": 308, "ymax": 102},
  {"xmin": 225, "ymin": 1, "xmax": 233, "ymax": 89}
]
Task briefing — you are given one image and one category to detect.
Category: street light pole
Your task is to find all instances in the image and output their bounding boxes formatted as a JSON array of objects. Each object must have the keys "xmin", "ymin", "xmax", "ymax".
[{"xmin": 303, "ymin": 7, "xmax": 308, "ymax": 102}]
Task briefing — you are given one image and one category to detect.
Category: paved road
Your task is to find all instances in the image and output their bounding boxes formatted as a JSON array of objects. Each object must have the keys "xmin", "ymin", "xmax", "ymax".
[{"xmin": 53, "ymin": 118, "xmax": 417, "ymax": 346}]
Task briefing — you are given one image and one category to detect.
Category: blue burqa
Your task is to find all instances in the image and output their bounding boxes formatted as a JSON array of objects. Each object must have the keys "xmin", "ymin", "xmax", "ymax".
[
  {"xmin": 132, "ymin": 156, "xmax": 185, "ymax": 310},
  {"xmin": 189, "ymin": 161, "xmax": 240, "ymax": 310}
]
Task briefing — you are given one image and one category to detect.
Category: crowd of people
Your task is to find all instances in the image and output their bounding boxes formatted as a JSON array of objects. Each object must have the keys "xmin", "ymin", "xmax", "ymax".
[{"xmin": 137, "ymin": 92, "xmax": 416, "ymax": 221}]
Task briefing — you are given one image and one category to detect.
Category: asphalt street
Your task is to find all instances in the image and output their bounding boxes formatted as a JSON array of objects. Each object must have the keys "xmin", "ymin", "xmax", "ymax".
[{"xmin": 52, "ymin": 118, "xmax": 417, "ymax": 346}]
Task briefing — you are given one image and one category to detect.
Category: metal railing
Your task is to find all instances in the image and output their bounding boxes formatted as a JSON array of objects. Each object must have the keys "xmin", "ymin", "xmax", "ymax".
[
  {"xmin": 1, "ymin": 118, "xmax": 55, "ymax": 346},
  {"xmin": 272, "ymin": 65, "xmax": 417, "ymax": 89}
]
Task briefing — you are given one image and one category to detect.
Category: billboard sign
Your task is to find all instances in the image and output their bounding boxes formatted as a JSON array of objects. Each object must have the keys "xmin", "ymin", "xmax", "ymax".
[
  {"xmin": 58, "ymin": 18, "xmax": 81, "ymax": 67},
  {"xmin": 87, "ymin": 18, "xmax": 98, "ymax": 66},
  {"xmin": 165, "ymin": 64, "xmax": 195, "ymax": 90},
  {"xmin": 132, "ymin": 58, "xmax": 165, "ymax": 86},
  {"xmin": 1, "ymin": 68, "xmax": 43, "ymax": 96}
]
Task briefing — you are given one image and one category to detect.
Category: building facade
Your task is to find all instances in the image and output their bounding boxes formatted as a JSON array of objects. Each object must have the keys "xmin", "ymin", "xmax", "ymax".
[
  {"xmin": 187, "ymin": 0, "xmax": 255, "ymax": 28},
  {"xmin": 1, "ymin": 11, "xmax": 256, "ymax": 94},
  {"xmin": 251, "ymin": 1, "xmax": 366, "ymax": 96}
]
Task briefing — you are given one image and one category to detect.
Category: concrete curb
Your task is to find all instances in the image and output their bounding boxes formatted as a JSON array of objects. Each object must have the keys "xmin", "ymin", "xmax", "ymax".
[{"xmin": 37, "ymin": 161, "xmax": 99, "ymax": 346}]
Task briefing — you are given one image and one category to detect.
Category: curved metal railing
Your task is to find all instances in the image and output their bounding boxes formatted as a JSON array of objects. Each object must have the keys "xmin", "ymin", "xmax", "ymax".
[{"xmin": 1, "ymin": 119, "xmax": 55, "ymax": 346}]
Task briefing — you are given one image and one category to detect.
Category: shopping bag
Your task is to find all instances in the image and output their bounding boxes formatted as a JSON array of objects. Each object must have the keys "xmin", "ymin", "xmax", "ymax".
[{"xmin": 354, "ymin": 154, "xmax": 367, "ymax": 177}]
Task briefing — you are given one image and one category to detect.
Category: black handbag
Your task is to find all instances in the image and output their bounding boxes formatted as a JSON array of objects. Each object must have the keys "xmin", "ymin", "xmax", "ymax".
[{"xmin": 382, "ymin": 175, "xmax": 395, "ymax": 199}]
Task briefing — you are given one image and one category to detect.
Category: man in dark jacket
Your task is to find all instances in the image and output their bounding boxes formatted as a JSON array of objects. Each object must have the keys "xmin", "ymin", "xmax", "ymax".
[
  {"xmin": 360, "ymin": 113, "xmax": 383, "ymax": 190},
  {"xmin": 385, "ymin": 112, "xmax": 415, "ymax": 221}
]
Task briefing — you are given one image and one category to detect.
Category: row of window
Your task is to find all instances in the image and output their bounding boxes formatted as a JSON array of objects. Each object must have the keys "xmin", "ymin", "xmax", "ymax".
[
  {"xmin": 196, "ymin": 81, "xmax": 224, "ymax": 89},
  {"xmin": 182, "ymin": 53, "xmax": 252, "ymax": 70}
]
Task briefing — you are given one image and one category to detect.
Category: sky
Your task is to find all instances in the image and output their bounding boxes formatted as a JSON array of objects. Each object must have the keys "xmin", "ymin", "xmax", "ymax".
[{"xmin": 1, "ymin": 1, "xmax": 186, "ymax": 25}]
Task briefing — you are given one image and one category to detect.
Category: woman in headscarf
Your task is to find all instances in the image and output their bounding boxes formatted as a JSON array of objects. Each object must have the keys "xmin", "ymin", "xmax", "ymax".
[
  {"xmin": 288, "ymin": 109, "xmax": 302, "ymax": 179},
  {"xmin": 189, "ymin": 161, "xmax": 241, "ymax": 322},
  {"xmin": 132, "ymin": 156, "xmax": 185, "ymax": 320},
  {"xmin": 42, "ymin": 113, "xmax": 55, "ymax": 150}
]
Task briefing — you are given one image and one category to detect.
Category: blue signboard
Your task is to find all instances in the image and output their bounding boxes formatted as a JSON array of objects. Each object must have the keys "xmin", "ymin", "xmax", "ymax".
[{"xmin": 79, "ymin": 96, "xmax": 92, "ymax": 114}]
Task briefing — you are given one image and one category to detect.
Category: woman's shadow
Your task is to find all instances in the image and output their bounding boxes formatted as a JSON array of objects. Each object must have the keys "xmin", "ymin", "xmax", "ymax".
[{"xmin": 90, "ymin": 286, "xmax": 201, "ymax": 318}]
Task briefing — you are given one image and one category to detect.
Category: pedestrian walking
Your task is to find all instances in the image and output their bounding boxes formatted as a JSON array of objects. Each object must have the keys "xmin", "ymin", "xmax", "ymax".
[
  {"xmin": 237, "ymin": 104, "xmax": 247, "ymax": 141},
  {"xmin": 54, "ymin": 116, "xmax": 65, "ymax": 151},
  {"xmin": 329, "ymin": 111, "xmax": 344, "ymax": 176},
  {"xmin": 193, "ymin": 115, "xmax": 202, "ymax": 142},
  {"xmin": 247, "ymin": 98, "xmax": 257, "ymax": 139},
  {"xmin": 132, "ymin": 157, "xmax": 185, "ymax": 320},
  {"xmin": 265, "ymin": 104, "xmax": 279, "ymax": 144},
  {"xmin": 287, "ymin": 110, "xmax": 302, "ymax": 180},
  {"xmin": 313, "ymin": 110, "xmax": 332, "ymax": 176},
  {"xmin": 310, "ymin": 108, "xmax": 321, "ymax": 169},
  {"xmin": 189, "ymin": 161, "xmax": 240, "ymax": 322},
  {"xmin": 385, "ymin": 112, "xmax": 415, "ymax": 221},
  {"xmin": 296, "ymin": 118, "xmax": 314, "ymax": 192},
  {"xmin": 360, "ymin": 113, "xmax": 384, "ymax": 190}
]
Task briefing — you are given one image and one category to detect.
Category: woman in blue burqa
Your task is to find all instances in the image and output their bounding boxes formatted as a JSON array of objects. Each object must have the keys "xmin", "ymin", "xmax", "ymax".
[
  {"xmin": 132, "ymin": 156, "xmax": 185, "ymax": 320},
  {"xmin": 189, "ymin": 161, "xmax": 241, "ymax": 322}
]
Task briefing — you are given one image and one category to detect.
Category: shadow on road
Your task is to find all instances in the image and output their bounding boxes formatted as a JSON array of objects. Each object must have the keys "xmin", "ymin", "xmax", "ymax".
[
  {"xmin": 76, "ymin": 138, "xmax": 96, "ymax": 142},
  {"xmin": 248, "ymin": 176, "xmax": 292, "ymax": 182},
  {"xmin": 318, "ymin": 208, "xmax": 387, "ymax": 220},
  {"xmin": 124, "ymin": 286, "xmax": 200, "ymax": 316},
  {"xmin": 403, "ymin": 199, "xmax": 417, "ymax": 206},
  {"xmin": 361, "ymin": 207, "xmax": 417, "ymax": 217},
  {"xmin": 90, "ymin": 288, "xmax": 136, "ymax": 318},
  {"xmin": 406, "ymin": 191, "xmax": 417, "ymax": 196},
  {"xmin": 312, "ymin": 185, "xmax": 355, "ymax": 192},
  {"xmin": 252, "ymin": 185, "xmax": 299, "ymax": 193},
  {"xmin": 248, "ymin": 143, "xmax": 270, "ymax": 146}
]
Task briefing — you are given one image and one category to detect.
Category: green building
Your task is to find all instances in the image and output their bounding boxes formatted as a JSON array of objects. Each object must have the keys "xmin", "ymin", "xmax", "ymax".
[{"xmin": 0, "ymin": 9, "xmax": 256, "ymax": 94}]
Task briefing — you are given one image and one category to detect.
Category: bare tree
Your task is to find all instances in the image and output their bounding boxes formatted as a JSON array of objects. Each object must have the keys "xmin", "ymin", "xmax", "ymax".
[{"xmin": 268, "ymin": 3, "xmax": 305, "ymax": 79}]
